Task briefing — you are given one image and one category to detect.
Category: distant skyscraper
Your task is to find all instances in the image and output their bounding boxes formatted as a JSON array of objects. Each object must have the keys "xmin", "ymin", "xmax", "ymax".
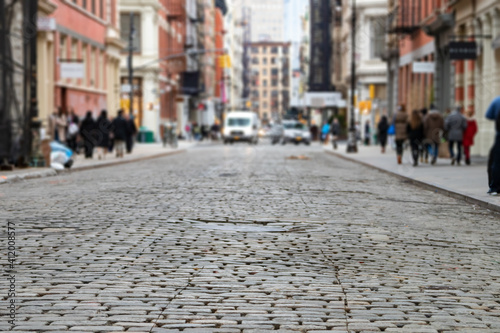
[
  {"xmin": 236, "ymin": 0, "xmax": 284, "ymax": 42},
  {"xmin": 284, "ymin": 0, "xmax": 309, "ymax": 70}
]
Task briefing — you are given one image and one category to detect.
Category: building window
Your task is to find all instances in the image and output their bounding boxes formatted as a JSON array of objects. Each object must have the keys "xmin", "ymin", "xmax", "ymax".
[
  {"xmin": 263, "ymin": 79, "xmax": 267, "ymax": 87},
  {"xmin": 263, "ymin": 91, "xmax": 268, "ymax": 97},
  {"xmin": 120, "ymin": 13, "xmax": 141, "ymax": 52},
  {"xmin": 91, "ymin": 0, "xmax": 95, "ymax": 14},
  {"xmin": 90, "ymin": 47, "xmax": 96, "ymax": 87},
  {"xmin": 283, "ymin": 47, "xmax": 289, "ymax": 54},
  {"xmin": 263, "ymin": 102, "xmax": 268, "ymax": 108},
  {"xmin": 371, "ymin": 18, "xmax": 385, "ymax": 59},
  {"xmin": 251, "ymin": 47, "xmax": 259, "ymax": 54},
  {"xmin": 82, "ymin": 0, "xmax": 87, "ymax": 10},
  {"xmin": 271, "ymin": 79, "xmax": 278, "ymax": 87},
  {"xmin": 263, "ymin": 58, "xmax": 267, "ymax": 65},
  {"xmin": 81, "ymin": 43, "xmax": 87, "ymax": 83},
  {"xmin": 262, "ymin": 69, "xmax": 267, "ymax": 75},
  {"xmin": 262, "ymin": 47, "xmax": 267, "ymax": 53},
  {"xmin": 252, "ymin": 57, "xmax": 259, "ymax": 64},
  {"xmin": 271, "ymin": 68, "xmax": 278, "ymax": 76},
  {"xmin": 59, "ymin": 34, "xmax": 67, "ymax": 60},
  {"xmin": 252, "ymin": 90, "xmax": 259, "ymax": 98},
  {"xmin": 271, "ymin": 47, "xmax": 278, "ymax": 54},
  {"xmin": 271, "ymin": 90, "xmax": 278, "ymax": 97},
  {"xmin": 100, "ymin": 0, "xmax": 104, "ymax": 19},
  {"xmin": 271, "ymin": 57, "xmax": 277, "ymax": 64}
]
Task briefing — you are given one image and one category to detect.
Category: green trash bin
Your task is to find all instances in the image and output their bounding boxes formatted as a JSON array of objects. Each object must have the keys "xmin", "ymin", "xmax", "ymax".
[{"xmin": 137, "ymin": 127, "xmax": 155, "ymax": 143}]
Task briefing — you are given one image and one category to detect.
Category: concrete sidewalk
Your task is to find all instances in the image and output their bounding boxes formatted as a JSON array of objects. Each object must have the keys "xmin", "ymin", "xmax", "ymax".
[
  {"xmin": 0, "ymin": 141, "xmax": 195, "ymax": 185},
  {"xmin": 324, "ymin": 142, "xmax": 500, "ymax": 213}
]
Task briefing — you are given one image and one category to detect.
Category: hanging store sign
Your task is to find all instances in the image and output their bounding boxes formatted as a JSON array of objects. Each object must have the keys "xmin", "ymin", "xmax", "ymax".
[
  {"xmin": 37, "ymin": 17, "xmax": 56, "ymax": 31},
  {"xmin": 412, "ymin": 62, "xmax": 435, "ymax": 73},
  {"xmin": 60, "ymin": 62, "xmax": 85, "ymax": 79},
  {"xmin": 449, "ymin": 41, "xmax": 478, "ymax": 60},
  {"xmin": 305, "ymin": 92, "xmax": 343, "ymax": 107}
]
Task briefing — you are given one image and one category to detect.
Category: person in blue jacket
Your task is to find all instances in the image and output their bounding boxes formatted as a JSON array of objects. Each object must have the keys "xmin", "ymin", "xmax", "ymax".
[{"xmin": 486, "ymin": 96, "xmax": 500, "ymax": 195}]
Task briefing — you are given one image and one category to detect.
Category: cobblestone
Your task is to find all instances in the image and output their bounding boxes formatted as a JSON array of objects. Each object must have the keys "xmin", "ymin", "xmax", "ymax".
[{"xmin": 1, "ymin": 144, "xmax": 500, "ymax": 332}]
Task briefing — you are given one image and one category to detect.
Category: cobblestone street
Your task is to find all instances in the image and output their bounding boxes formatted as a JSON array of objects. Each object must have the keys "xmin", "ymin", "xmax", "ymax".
[{"xmin": 1, "ymin": 144, "xmax": 500, "ymax": 332}]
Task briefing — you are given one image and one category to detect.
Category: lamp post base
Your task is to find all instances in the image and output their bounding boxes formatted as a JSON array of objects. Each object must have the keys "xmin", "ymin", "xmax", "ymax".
[{"xmin": 346, "ymin": 130, "xmax": 358, "ymax": 153}]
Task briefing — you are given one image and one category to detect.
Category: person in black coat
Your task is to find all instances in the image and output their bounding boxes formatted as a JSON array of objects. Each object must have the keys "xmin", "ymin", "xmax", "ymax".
[
  {"xmin": 126, "ymin": 114, "xmax": 137, "ymax": 154},
  {"xmin": 111, "ymin": 110, "xmax": 128, "ymax": 158},
  {"xmin": 95, "ymin": 110, "xmax": 111, "ymax": 160},
  {"xmin": 407, "ymin": 109, "xmax": 425, "ymax": 166},
  {"xmin": 377, "ymin": 115, "xmax": 389, "ymax": 153},
  {"xmin": 79, "ymin": 111, "xmax": 96, "ymax": 159}
]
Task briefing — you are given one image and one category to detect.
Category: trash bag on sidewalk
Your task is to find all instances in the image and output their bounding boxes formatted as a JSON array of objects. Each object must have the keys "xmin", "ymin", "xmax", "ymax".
[{"xmin": 50, "ymin": 141, "xmax": 74, "ymax": 169}]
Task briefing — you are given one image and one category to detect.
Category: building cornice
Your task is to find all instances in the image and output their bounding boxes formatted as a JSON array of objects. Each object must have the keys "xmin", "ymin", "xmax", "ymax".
[
  {"xmin": 120, "ymin": 0, "xmax": 161, "ymax": 11},
  {"xmin": 39, "ymin": 0, "xmax": 58, "ymax": 15}
]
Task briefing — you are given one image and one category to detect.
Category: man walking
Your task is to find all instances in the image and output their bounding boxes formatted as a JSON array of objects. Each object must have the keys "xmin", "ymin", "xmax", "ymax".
[
  {"xmin": 445, "ymin": 105, "xmax": 468, "ymax": 165},
  {"xmin": 330, "ymin": 118, "xmax": 341, "ymax": 149},
  {"xmin": 423, "ymin": 104, "xmax": 445, "ymax": 165},
  {"xmin": 111, "ymin": 110, "xmax": 128, "ymax": 158},
  {"xmin": 486, "ymin": 97, "xmax": 500, "ymax": 195}
]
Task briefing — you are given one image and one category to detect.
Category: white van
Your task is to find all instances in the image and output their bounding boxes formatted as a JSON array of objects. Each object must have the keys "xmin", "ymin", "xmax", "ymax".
[{"xmin": 223, "ymin": 111, "xmax": 260, "ymax": 144}]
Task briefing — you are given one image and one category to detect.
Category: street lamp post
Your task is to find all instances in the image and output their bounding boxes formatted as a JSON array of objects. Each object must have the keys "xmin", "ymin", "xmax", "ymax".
[{"xmin": 346, "ymin": 0, "xmax": 357, "ymax": 153}]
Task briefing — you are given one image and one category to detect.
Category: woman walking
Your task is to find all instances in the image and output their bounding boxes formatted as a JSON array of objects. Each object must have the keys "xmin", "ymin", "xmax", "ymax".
[
  {"xmin": 80, "ymin": 111, "xmax": 96, "ymax": 159},
  {"xmin": 55, "ymin": 108, "xmax": 68, "ymax": 144},
  {"xmin": 95, "ymin": 110, "xmax": 111, "ymax": 160},
  {"xmin": 394, "ymin": 105, "xmax": 409, "ymax": 164},
  {"xmin": 463, "ymin": 110, "xmax": 478, "ymax": 165},
  {"xmin": 407, "ymin": 110, "xmax": 424, "ymax": 166},
  {"xmin": 377, "ymin": 115, "xmax": 389, "ymax": 153}
]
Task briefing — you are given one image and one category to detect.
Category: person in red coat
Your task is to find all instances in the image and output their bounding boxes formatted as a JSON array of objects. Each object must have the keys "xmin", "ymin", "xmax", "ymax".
[{"xmin": 463, "ymin": 110, "xmax": 478, "ymax": 165}]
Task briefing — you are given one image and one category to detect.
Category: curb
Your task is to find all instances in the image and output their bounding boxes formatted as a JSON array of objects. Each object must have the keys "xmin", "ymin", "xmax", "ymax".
[
  {"xmin": 325, "ymin": 149, "xmax": 500, "ymax": 215},
  {"xmin": 0, "ymin": 149, "xmax": 186, "ymax": 186}
]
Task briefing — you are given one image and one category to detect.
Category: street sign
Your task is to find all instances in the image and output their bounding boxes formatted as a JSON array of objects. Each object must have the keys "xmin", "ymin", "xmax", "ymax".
[
  {"xmin": 412, "ymin": 62, "xmax": 435, "ymax": 73},
  {"xmin": 60, "ymin": 62, "xmax": 85, "ymax": 79},
  {"xmin": 449, "ymin": 41, "xmax": 478, "ymax": 60},
  {"xmin": 305, "ymin": 92, "xmax": 342, "ymax": 107},
  {"xmin": 37, "ymin": 17, "xmax": 56, "ymax": 31}
]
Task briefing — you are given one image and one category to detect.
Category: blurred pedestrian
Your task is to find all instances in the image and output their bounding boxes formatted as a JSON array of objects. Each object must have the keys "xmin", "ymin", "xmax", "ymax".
[
  {"xmin": 48, "ymin": 108, "xmax": 58, "ymax": 141},
  {"xmin": 445, "ymin": 105, "xmax": 467, "ymax": 165},
  {"xmin": 377, "ymin": 115, "xmax": 389, "ymax": 153},
  {"xmin": 394, "ymin": 104, "xmax": 409, "ymax": 165},
  {"xmin": 486, "ymin": 96, "xmax": 500, "ymax": 195},
  {"xmin": 320, "ymin": 121, "xmax": 330, "ymax": 144},
  {"xmin": 423, "ymin": 104, "xmax": 445, "ymax": 165},
  {"xmin": 192, "ymin": 122, "xmax": 201, "ymax": 141},
  {"xmin": 330, "ymin": 118, "xmax": 341, "ymax": 149},
  {"xmin": 79, "ymin": 111, "xmax": 96, "ymax": 159},
  {"xmin": 420, "ymin": 108, "xmax": 429, "ymax": 162},
  {"xmin": 185, "ymin": 122, "xmax": 192, "ymax": 141},
  {"xmin": 126, "ymin": 114, "xmax": 137, "ymax": 154},
  {"xmin": 310, "ymin": 121, "xmax": 319, "ymax": 141},
  {"xmin": 211, "ymin": 122, "xmax": 220, "ymax": 141},
  {"xmin": 67, "ymin": 109, "xmax": 80, "ymax": 152},
  {"xmin": 407, "ymin": 110, "xmax": 424, "ymax": 167},
  {"xmin": 111, "ymin": 110, "xmax": 128, "ymax": 158},
  {"xmin": 463, "ymin": 109, "xmax": 478, "ymax": 165},
  {"xmin": 364, "ymin": 120, "xmax": 371, "ymax": 146},
  {"xmin": 201, "ymin": 124, "xmax": 209, "ymax": 141},
  {"xmin": 95, "ymin": 110, "xmax": 111, "ymax": 160},
  {"xmin": 55, "ymin": 107, "xmax": 68, "ymax": 144}
]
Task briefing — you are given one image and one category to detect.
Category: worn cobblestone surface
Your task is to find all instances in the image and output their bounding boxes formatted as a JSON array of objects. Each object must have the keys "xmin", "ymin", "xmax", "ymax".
[{"xmin": 1, "ymin": 144, "xmax": 500, "ymax": 332}]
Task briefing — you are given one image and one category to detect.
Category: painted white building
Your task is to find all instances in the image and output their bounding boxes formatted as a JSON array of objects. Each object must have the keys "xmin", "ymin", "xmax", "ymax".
[
  {"xmin": 237, "ymin": 0, "xmax": 284, "ymax": 42},
  {"xmin": 341, "ymin": 0, "xmax": 388, "ymax": 137},
  {"xmin": 224, "ymin": 0, "xmax": 245, "ymax": 111}
]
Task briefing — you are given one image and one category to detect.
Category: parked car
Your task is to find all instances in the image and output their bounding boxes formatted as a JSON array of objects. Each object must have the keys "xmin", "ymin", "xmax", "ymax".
[
  {"xmin": 282, "ymin": 121, "xmax": 311, "ymax": 145},
  {"xmin": 223, "ymin": 111, "xmax": 260, "ymax": 144}
]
